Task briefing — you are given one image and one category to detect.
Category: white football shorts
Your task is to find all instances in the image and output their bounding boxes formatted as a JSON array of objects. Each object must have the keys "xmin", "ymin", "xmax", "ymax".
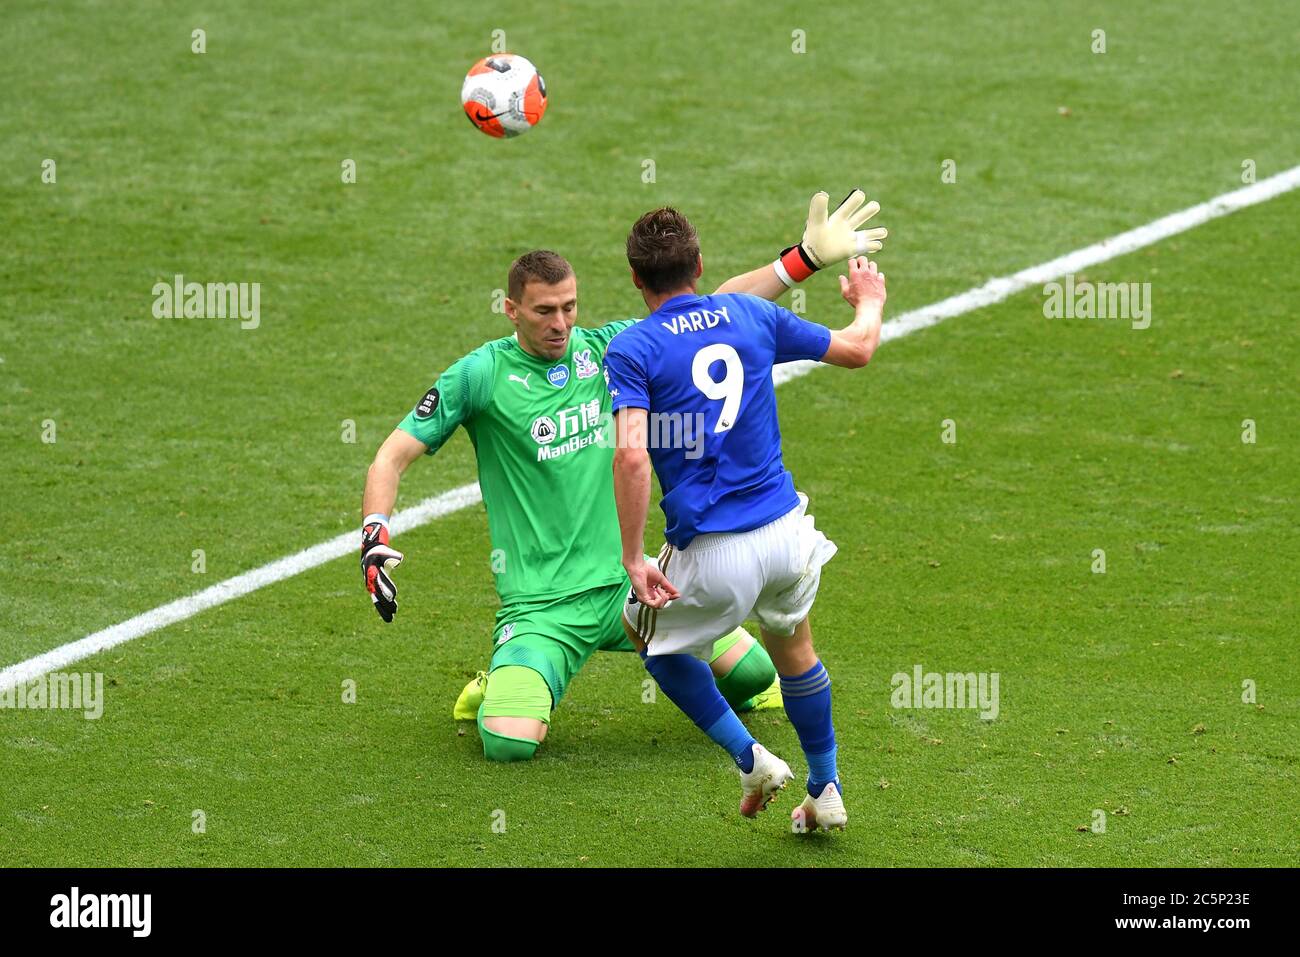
[{"xmin": 625, "ymin": 492, "xmax": 838, "ymax": 658}]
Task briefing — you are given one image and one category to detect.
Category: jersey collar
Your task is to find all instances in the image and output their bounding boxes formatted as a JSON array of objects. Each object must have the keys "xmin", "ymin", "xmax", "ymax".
[
  {"xmin": 660, "ymin": 293, "xmax": 702, "ymax": 312},
  {"xmin": 655, "ymin": 293, "xmax": 705, "ymax": 315}
]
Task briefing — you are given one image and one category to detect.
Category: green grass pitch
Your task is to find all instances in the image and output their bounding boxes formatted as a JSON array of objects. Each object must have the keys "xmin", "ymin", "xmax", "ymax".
[{"xmin": 1, "ymin": 0, "xmax": 1297, "ymax": 866}]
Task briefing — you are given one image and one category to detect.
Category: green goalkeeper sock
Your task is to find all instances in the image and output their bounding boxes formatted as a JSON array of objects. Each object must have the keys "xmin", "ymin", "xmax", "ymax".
[
  {"xmin": 479, "ymin": 724, "xmax": 540, "ymax": 762},
  {"xmin": 713, "ymin": 637, "xmax": 777, "ymax": 711}
]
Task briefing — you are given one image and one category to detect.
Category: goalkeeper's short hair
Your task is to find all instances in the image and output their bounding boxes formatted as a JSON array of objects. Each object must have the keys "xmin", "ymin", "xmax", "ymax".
[{"xmin": 508, "ymin": 249, "xmax": 573, "ymax": 301}]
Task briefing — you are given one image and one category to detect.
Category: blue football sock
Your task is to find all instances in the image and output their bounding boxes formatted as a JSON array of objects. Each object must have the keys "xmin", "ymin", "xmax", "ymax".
[
  {"xmin": 643, "ymin": 651, "xmax": 756, "ymax": 772},
  {"xmin": 806, "ymin": 743, "xmax": 839, "ymax": 795},
  {"xmin": 779, "ymin": 660, "xmax": 840, "ymax": 796}
]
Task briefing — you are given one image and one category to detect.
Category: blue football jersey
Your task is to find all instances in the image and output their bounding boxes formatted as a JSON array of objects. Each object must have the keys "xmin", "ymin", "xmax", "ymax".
[{"xmin": 603, "ymin": 292, "xmax": 831, "ymax": 548}]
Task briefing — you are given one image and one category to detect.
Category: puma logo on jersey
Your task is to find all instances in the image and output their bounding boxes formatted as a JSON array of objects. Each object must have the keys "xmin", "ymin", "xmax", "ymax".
[
  {"xmin": 659, "ymin": 305, "xmax": 731, "ymax": 335},
  {"xmin": 509, "ymin": 373, "xmax": 532, "ymax": 391}
]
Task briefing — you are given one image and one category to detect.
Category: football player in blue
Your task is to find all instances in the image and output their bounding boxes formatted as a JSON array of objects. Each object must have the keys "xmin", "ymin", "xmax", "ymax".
[{"xmin": 603, "ymin": 202, "xmax": 888, "ymax": 831}]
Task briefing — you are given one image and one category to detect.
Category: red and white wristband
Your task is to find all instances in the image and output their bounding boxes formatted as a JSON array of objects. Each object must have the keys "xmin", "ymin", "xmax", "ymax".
[{"xmin": 773, "ymin": 243, "xmax": 821, "ymax": 288}]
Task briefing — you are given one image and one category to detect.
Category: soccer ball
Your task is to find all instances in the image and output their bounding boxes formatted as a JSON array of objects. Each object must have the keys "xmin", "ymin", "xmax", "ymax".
[{"xmin": 460, "ymin": 54, "xmax": 548, "ymax": 138}]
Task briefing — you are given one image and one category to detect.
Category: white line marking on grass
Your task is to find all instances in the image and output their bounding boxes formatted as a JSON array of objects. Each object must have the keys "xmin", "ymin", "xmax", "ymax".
[
  {"xmin": 774, "ymin": 164, "xmax": 1300, "ymax": 386},
  {"xmin": 4, "ymin": 164, "xmax": 1298, "ymax": 690},
  {"xmin": 0, "ymin": 484, "xmax": 483, "ymax": 690}
]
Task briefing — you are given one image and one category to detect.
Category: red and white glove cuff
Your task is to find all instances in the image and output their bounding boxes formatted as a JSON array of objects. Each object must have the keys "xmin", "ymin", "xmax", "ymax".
[
  {"xmin": 362, "ymin": 515, "xmax": 391, "ymax": 550},
  {"xmin": 774, "ymin": 244, "xmax": 820, "ymax": 288}
]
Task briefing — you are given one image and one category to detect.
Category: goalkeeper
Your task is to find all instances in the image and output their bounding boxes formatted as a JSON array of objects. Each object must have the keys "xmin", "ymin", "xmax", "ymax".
[{"xmin": 360, "ymin": 191, "xmax": 886, "ymax": 762}]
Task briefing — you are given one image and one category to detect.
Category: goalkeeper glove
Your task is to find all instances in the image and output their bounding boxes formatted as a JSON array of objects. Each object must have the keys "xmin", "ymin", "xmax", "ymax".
[
  {"xmin": 361, "ymin": 516, "xmax": 403, "ymax": 622},
  {"xmin": 774, "ymin": 189, "xmax": 887, "ymax": 287}
]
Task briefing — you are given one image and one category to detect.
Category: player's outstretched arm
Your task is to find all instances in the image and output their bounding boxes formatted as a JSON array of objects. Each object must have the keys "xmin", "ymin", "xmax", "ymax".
[
  {"xmin": 360, "ymin": 428, "xmax": 428, "ymax": 622},
  {"xmin": 822, "ymin": 256, "xmax": 887, "ymax": 369},
  {"xmin": 611, "ymin": 408, "xmax": 680, "ymax": 610},
  {"xmin": 713, "ymin": 189, "xmax": 887, "ymax": 300},
  {"xmin": 363, "ymin": 428, "xmax": 427, "ymax": 518},
  {"xmin": 712, "ymin": 262, "xmax": 791, "ymax": 301}
]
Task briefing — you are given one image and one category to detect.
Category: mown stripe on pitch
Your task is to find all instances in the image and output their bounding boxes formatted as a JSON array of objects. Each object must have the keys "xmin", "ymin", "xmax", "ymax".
[{"xmin": 7, "ymin": 163, "xmax": 1300, "ymax": 690}]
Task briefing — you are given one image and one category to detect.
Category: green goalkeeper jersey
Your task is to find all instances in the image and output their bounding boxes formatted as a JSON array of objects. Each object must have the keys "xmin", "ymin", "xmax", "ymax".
[{"xmin": 397, "ymin": 321, "xmax": 634, "ymax": 606}]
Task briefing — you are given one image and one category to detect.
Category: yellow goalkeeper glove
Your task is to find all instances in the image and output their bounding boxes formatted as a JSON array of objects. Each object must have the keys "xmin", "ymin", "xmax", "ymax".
[{"xmin": 774, "ymin": 189, "xmax": 887, "ymax": 286}]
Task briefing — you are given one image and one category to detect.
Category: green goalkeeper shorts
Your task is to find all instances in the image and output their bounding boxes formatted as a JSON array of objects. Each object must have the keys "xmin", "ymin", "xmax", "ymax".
[{"xmin": 488, "ymin": 579, "xmax": 635, "ymax": 708}]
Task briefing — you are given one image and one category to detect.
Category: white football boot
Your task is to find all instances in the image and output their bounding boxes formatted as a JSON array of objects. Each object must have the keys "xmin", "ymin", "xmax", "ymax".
[
  {"xmin": 792, "ymin": 781, "xmax": 847, "ymax": 832},
  {"xmin": 738, "ymin": 743, "xmax": 794, "ymax": 817}
]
